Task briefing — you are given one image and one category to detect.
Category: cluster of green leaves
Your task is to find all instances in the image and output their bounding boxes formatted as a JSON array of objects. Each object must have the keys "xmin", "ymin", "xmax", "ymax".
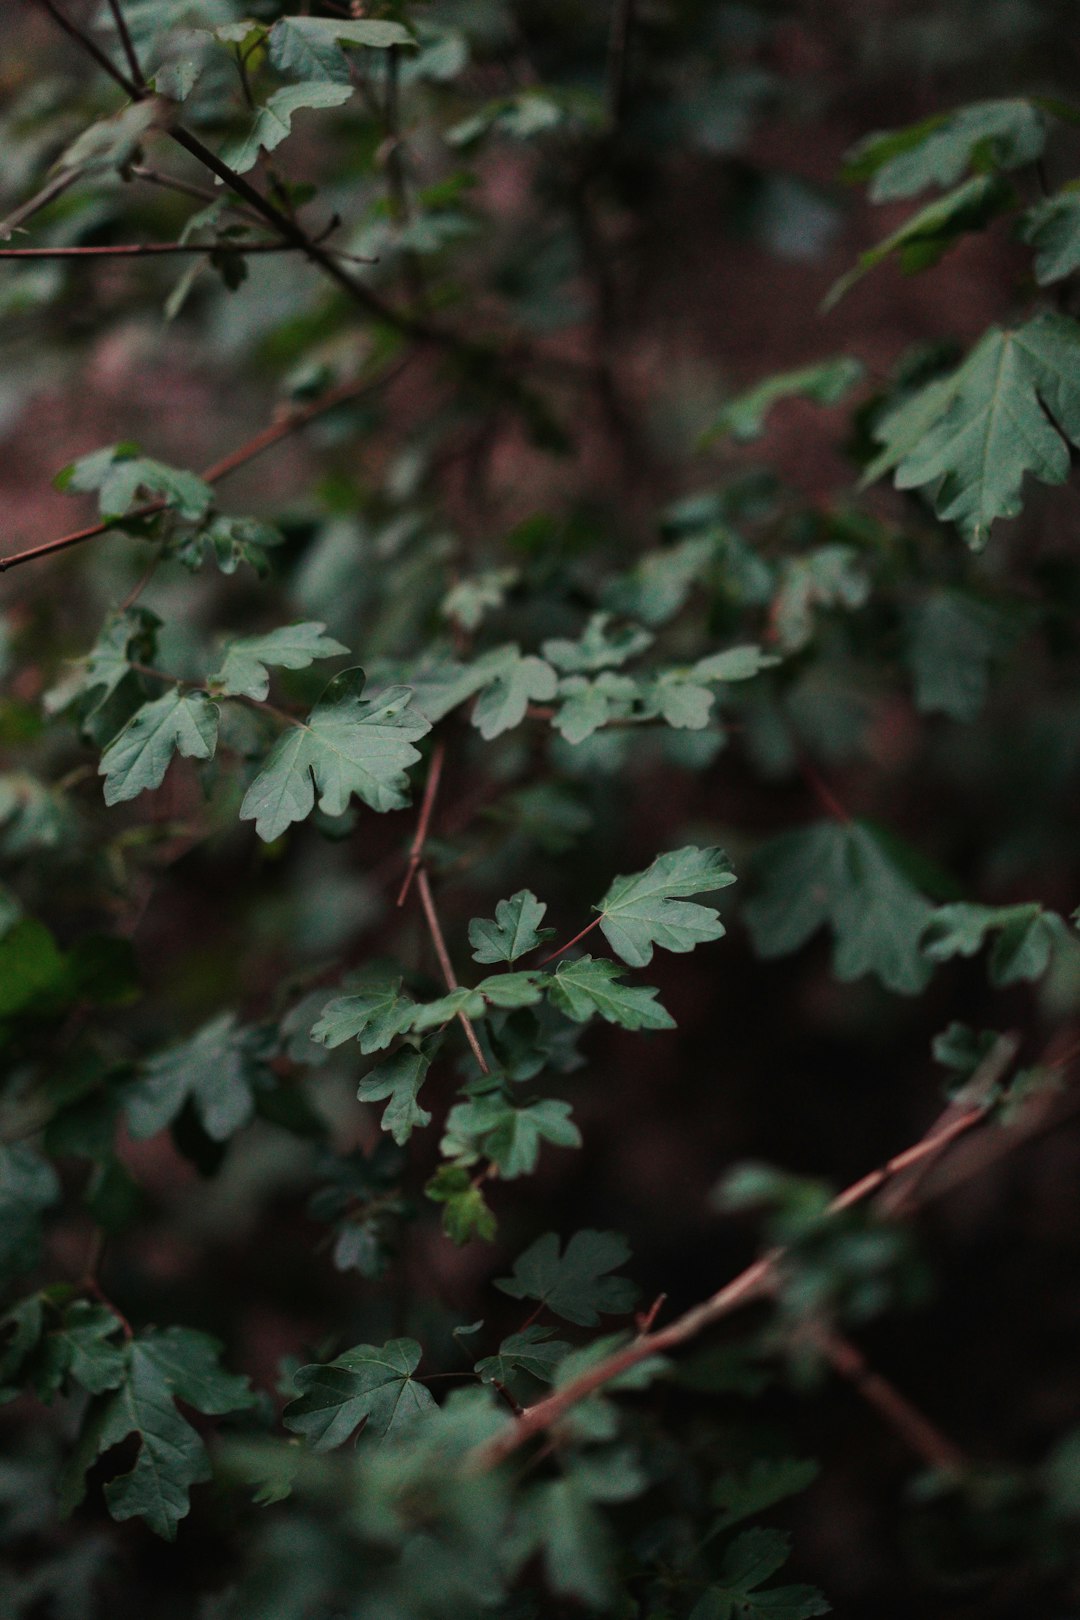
[{"xmin": 4, "ymin": 0, "xmax": 1080, "ymax": 1616}]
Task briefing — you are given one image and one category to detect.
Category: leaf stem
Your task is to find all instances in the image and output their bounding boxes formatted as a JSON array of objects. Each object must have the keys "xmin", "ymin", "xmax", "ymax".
[
  {"xmin": 398, "ymin": 741, "xmax": 446, "ymax": 907},
  {"xmin": 536, "ymin": 914, "xmax": 602, "ymax": 966},
  {"xmin": 105, "ymin": 0, "xmax": 144, "ymax": 88},
  {"xmin": 415, "ymin": 868, "xmax": 490, "ymax": 1075}
]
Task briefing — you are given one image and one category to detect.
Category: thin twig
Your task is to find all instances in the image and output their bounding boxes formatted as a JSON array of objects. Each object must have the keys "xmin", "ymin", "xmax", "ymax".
[
  {"xmin": 536, "ymin": 914, "xmax": 603, "ymax": 966},
  {"xmin": 415, "ymin": 868, "xmax": 490, "ymax": 1075},
  {"xmin": 0, "ymin": 360, "xmax": 411, "ymax": 573},
  {"xmin": 818, "ymin": 1330, "xmax": 968, "ymax": 1475},
  {"xmin": 0, "ymin": 240, "xmax": 374, "ymax": 261},
  {"xmin": 398, "ymin": 741, "xmax": 446, "ymax": 906},
  {"xmin": 105, "ymin": 0, "xmax": 144, "ymax": 87},
  {"xmin": 129, "ymin": 163, "xmax": 265, "ymax": 227}
]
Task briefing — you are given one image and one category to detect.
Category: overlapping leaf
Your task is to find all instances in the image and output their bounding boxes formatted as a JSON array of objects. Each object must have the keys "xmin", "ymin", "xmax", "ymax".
[
  {"xmin": 868, "ymin": 313, "xmax": 1080, "ymax": 545},
  {"xmin": 240, "ymin": 669, "xmax": 430, "ymax": 841},
  {"xmin": 98, "ymin": 688, "xmax": 219, "ymax": 805},
  {"xmin": 210, "ymin": 622, "xmax": 347, "ymax": 701},
  {"xmin": 283, "ymin": 1338, "xmax": 435, "ymax": 1449}
]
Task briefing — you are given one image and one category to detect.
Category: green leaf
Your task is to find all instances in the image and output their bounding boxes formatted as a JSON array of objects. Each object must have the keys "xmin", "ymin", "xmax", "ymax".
[
  {"xmin": 126, "ymin": 1012, "xmax": 271, "ymax": 1141},
  {"xmin": 471, "ymin": 650, "xmax": 558, "ymax": 739},
  {"xmin": 172, "ymin": 513, "xmax": 283, "ymax": 577},
  {"xmin": 441, "ymin": 1095, "xmax": 581, "ymax": 1178},
  {"xmin": 33, "ymin": 1301, "xmax": 128, "ymax": 1399},
  {"xmin": 475, "ymin": 1325, "xmax": 572, "ymax": 1386},
  {"xmin": 99, "ymin": 688, "xmax": 219, "ymax": 806},
  {"xmin": 425, "ymin": 1164, "xmax": 497, "ymax": 1244},
  {"xmin": 709, "ymin": 1457, "xmax": 821, "ymax": 1533},
  {"xmin": 772, "ymin": 547, "xmax": 869, "ymax": 652},
  {"xmin": 409, "ymin": 986, "xmax": 486, "ymax": 1032},
  {"xmin": 744, "ymin": 820, "xmax": 936, "ymax": 994},
  {"xmin": 692, "ymin": 1527, "xmax": 830, "ymax": 1618},
  {"xmin": 596, "ymin": 845, "xmax": 735, "ymax": 967},
  {"xmin": 269, "ymin": 17, "xmax": 413, "ymax": 85},
  {"xmin": 441, "ymin": 569, "xmax": 517, "ymax": 633},
  {"xmin": 495, "ymin": 1230, "xmax": 637, "ymax": 1326},
  {"xmin": 357, "ymin": 1047, "xmax": 432, "ymax": 1144},
  {"xmin": 541, "ymin": 612, "xmax": 653, "ymax": 673},
  {"xmin": 603, "ymin": 534, "xmax": 717, "ymax": 627},
  {"xmin": 906, "ymin": 588, "xmax": 1022, "ymax": 721},
  {"xmin": 550, "ymin": 672, "xmax": 634, "ymax": 742},
  {"xmin": 0, "ymin": 1145, "xmax": 60, "ymax": 1283},
  {"xmin": 56, "ymin": 444, "xmax": 213, "ymax": 522},
  {"xmin": 0, "ymin": 917, "xmax": 68, "ymax": 1017},
  {"xmin": 44, "ymin": 606, "xmax": 159, "ymax": 726},
  {"xmin": 283, "ymin": 1338, "xmax": 435, "ymax": 1449},
  {"xmin": 222, "ymin": 81, "xmax": 355, "ymax": 174},
  {"xmin": 923, "ymin": 902, "xmax": 1068, "ymax": 985},
  {"xmin": 870, "ymin": 314, "xmax": 1080, "ymax": 545},
  {"xmin": 1021, "ymin": 187, "xmax": 1080, "ymax": 283},
  {"xmin": 239, "ymin": 669, "xmax": 430, "ymax": 841},
  {"xmin": 311, "ymin": 978, "xmax": 416, "ymax": 1052},
  {"xmin": 844, "ymin": 98, "xmax": 1045, "ymax": 201},
  {"xmin": 548, "ymin": 955, "xmax": 675, "ymax": 1030},
  {"xmin": 210, "ymin": 622, "xmax": 347, "ymax": 701},
  {"xmin": 825, "ymin": 176, "xmax": 1012, "ymax": 309},
  {"xmin": 65, "ymin": 1327, "xmax": 255, "ymax": 1540},
  {"xmin": 469, "ymin": 890, "xmax": 552, "ymax": 963},
  {"xmin": 705, "ymin": 357, "xmax": 864, "ymax": 440}
]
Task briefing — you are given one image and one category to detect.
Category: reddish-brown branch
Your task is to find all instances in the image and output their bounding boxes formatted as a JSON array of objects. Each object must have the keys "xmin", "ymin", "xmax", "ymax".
[
  {"xmin": 819, "ymin": 1330, "xmax": 968, "ymax": 1475},
  {"xmin": 415, "ymin": 868, "xmax": 490, "ymax": 1075},
  {"xmin": 465, "ymin": 1077, "xmax": 1005, "ymax": 1473},
  {"xmin": 0, "ymin": 362, "xmax": 410, "ymax": 573},
  {"xmin": 536, "ymin": 914, "xmax": 603, "ymax": 966},
  {"xmin": 105, "ymin": 0, "xmax": 144, "ymax": 87},
  {"xmin": 398, "ymin": 741, "xmax": 446, "ymax": 907},
  {"xmin": 799, "ymin": 756, "xmax": 852, "ymax": 824}
]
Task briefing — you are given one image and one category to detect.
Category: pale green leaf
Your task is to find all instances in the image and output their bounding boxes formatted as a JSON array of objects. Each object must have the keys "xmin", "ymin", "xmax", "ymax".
[
  {"xmin": 239, "ymin": 669, "xmax": 430, "ymax": 841},
  {"xmin": 596, "ymin": 845, "xmax": 736, "ymax": 967},
  {"xmin": 705, "ymin": 357, "xmax": 864, "ymax": 440},
  {"xmin": 548, "ymin": 955, "xmax": 674, "ymax": 1030},
  {"xmin": 211, "ymin": 622, "xmax": 347, "ymax": 701},
  {"xmin": 126, "ymin": 1012, "xmax": 271, "ymax": 1141},
  {"xmin": 844, "ymin": 98, "xmax": 1046, "ymax": 201},
  {"xmin": 469, "ymin": 890, "xmax": 551, "ymax": 963},
  {"xmin": 99, "ymin": 688, "xmax": 219, "ymax": 806},
  {"xmin": 471, "ymin": 650, "xmax": 558, "ymax": 739},
  {"xmin": 222, "ymin": 81, "xmax": 355, "ymax": 174}
]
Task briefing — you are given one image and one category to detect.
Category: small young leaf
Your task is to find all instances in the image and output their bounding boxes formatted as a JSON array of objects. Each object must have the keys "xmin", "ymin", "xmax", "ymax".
[
  {"xmin": 475, "ymin": 1325, "xmax": 572, "ymax": 1386},
  {"xmin": 441, "ymin": 1095, "xmax": 581, "ymax": 1178},
  {"xmin": 469, "ymin": 890, "xmax": 552, "ymax": 963},
  {"xmin": 56, "ymin": 444, "xmax": 213, "ymax": 522},
  {"xmin": 471, "ymin": 650, "xmax": 558, "ymax": 739},
  {"xmin": 541, "ymin": 612, "xmax": 653, "ymax": 673}
]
